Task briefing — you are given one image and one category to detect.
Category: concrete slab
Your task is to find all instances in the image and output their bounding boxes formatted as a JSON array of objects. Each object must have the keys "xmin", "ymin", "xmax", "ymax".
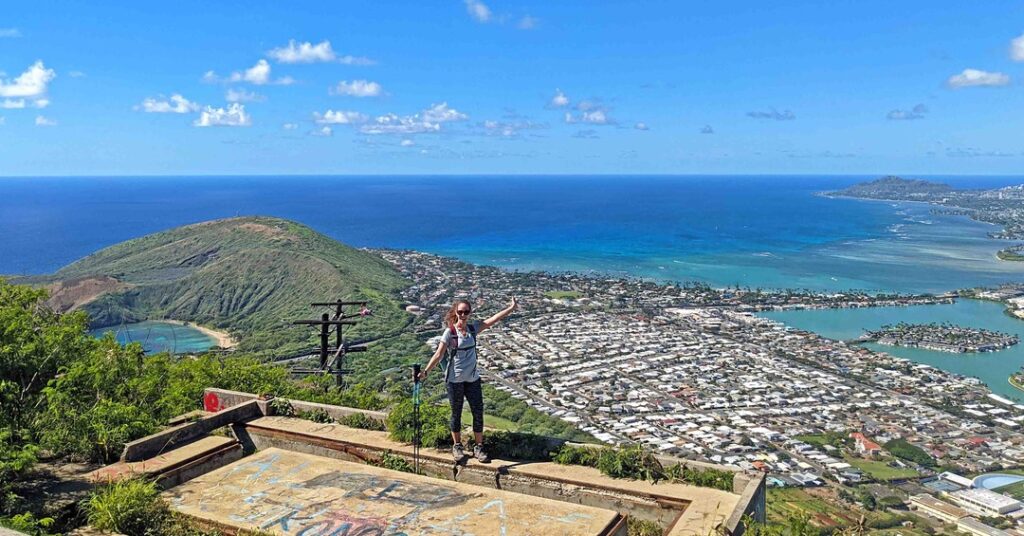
[
  {"xmin": 242, "ymin": 416, "xmax": 739, "ymax": 535},
  {"xmin": 88, "ymin": 436, "xmax": 237, "ymax": 483},
  {"xmin": 164, "ymin": 447, "xmax": 623, "ymax": 536}
]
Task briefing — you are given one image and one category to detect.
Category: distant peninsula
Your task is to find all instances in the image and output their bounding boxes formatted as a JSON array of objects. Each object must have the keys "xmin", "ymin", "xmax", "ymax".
[{"xmin": 826, "ymin": 176, "xmax": 1024, "ymax": 259}]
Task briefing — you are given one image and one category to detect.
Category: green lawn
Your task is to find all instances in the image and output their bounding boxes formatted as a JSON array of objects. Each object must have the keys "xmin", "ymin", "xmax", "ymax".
[
  {"xmin": 844, "ymin": 456, "xmax": 919, "ymax": 481},
  {"xmin": 461, "ymin": 411, "xmax": 518, "ymax": 432},
  {"xmin": 767, "ymin": 488, "xmax": 860, "ymax": 527},
  {"xmin": 544, "ymin": 290, "xmax": 582, "ymax": 300},
  {"xmin": 794, "ymin": 434, "xmax": 830, "ymax": 447},
  {"xmin": 995, "ymin": 479, "xmax": 1024, "ymax": 500}
]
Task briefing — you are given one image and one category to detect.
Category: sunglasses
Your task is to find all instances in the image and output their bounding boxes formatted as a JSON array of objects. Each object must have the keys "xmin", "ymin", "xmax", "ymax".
[{"xmin": 456, "ymin": 310, "xmax": 471, "ymax": 315}]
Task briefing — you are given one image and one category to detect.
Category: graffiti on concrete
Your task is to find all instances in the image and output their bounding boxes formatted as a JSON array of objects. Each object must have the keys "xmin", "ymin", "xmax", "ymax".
[{"xmin": 166, "ymin": 448, "xmax": 608, "ymax": 536}]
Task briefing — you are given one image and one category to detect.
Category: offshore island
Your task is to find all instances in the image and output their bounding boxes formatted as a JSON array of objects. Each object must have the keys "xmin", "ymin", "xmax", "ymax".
[{"xmin": 859, "ymin": 322, "xmax": 1019, "ymax": 353}]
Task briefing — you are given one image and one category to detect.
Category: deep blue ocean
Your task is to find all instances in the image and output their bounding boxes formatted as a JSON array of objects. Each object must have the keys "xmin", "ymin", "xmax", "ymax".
[{"xmin": 3, "ymin": 175, "xmax": 1024, "ymax": 293}]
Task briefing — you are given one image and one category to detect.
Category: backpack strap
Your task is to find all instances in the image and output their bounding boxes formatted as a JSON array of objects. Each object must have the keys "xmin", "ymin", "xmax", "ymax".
[{"xmin": 443, "ymin": 324, "xmax": 477, "ymax": 382}]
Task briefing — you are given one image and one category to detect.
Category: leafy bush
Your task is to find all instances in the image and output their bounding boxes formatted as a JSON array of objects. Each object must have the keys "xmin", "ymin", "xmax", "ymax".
[
  {"xmin": 0, "ymin": 512, "xmax": 55, "ymax": 535},
  {"xmin": 883, "ymin": 438, "xmax": 934, "ymax": 467},
  {"xmin": 299, "ymin": 408, "xmax": 333, "ymax": 424},
  {"xmin": 0, "ymin": 431, "xmax": 38, "ymax": 513},
  {"xmin": 663, "ymin": 462, "xmax": 735, "ymax": 492},
  {"xmin": 553, "ymin": 444, "xmax": 600, "ymax": 467},
  {"xmin": 554, "ymin": 444, "xmax": 734, "ymax": 491},
  {"xmin": 268, "ymin": 398, "xmax": 295, "ymax": 416},
  {"xmin": 597, "ymin": 444, "xmax": 663, "ymax": 481},
  {"xmin": 339, "ymin": 412, "xmax": 386, "ymax": 431},
  {"xmin": 386, "ymin": 399, "xmax": 451, "ymax": 449},
  {"xmin": 377, "ymin": 451, "xmax": 414, "ymax": 473},
  {"xmin": 86, "ymin": 479, "xmax": 168, "ymax": 536},
  {"xmin": 627, "ymin": 517, "xmax": 663, "ymax": 536}
]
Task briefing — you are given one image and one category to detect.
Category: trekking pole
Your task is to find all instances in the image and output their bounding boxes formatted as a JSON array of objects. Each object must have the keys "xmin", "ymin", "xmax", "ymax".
[{"xmin": 412, "ymin": 364, "xmax": 421, "ymax": 474}]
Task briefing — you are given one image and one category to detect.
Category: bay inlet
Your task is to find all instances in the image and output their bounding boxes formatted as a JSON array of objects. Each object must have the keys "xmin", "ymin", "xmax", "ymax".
[{"xmin": 761, "ymin": 299, "xmax": 1024, "ymax": 400}]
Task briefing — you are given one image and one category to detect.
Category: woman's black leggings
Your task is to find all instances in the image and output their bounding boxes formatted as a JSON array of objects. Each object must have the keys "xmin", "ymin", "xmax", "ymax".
[{"xmin": 446, "ymin": 379, "xmax": 484, "ymax": 434}]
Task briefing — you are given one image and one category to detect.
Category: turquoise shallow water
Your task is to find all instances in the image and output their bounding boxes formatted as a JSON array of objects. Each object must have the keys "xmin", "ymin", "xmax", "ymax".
[
  {"xmin": 4, "ymin": 175, "xmax": 1024, "ymax": 293},
  {"xmin": 89, "ymin": 321, "xmax": 217, "ymax": 354},
  {"xmin": 761, "ymin": 299, "xmax": 1024, "ymax": 400}
]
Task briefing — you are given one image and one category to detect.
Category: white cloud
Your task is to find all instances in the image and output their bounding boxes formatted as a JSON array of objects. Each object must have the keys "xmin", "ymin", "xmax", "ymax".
[
  {"xmin": 947, "ymin": 68, "xmax": 1010, "ymax": 88},
  {"xmin": 361, "ymin": 102, "xmax": 468, "ymax": 135},
  {"xmin": 338, "ymin": 55, "xmax": 376, "ymax": 66},
  {"xmin": 32, "ymin": 98, "xmax": 48, "ymax": 108},
  {"xmin": 332, "ymin": 80, "xmax": 383, "ymax": 97},
  {"xmin": 206, "ymin": 60, "xmax": 293, "ymax": 86},
  {"xmin": 565, "ymin": 107, "xmax": 611, "ymax": 125},
  {"xmin": 0, "ymin": 61, "xmax": 56, "ymax": 98},
  {"xmin": 0, "ymin": 28, "xmax": 20, "ymax": 38},
  {"xmin": 634, "ymin": 122, "xmax": 649, "ymax": 130},
  {"xmin": 746, "ymin": 108, "xmax": 796, "ymax": 120},
  {"xmin": 193, "ymin": 103, "xmax": 252, "ymax": 127},
  {"xmin": 550, "ymin": 89, "xmax": 569, "ymax": 108},
  {"xmin": 401, "ymin": 139, "xmax": 415, "ymax": 147},
  {"xmin": 314, "ymin": 109, "xmax": 368, "ymax": 124},
  {"xmin": 268, "ymin": 39, "xmax": 376, "ymax": 66},
  {"xmin": 137, "ymin": 94, "xmax": 199, "ymax": 113},
  {"xmin": 283, "ymin": 122, "xmax": 298, "ymax": 130},
  {"xmin": 1012, "ymin": 34, "xmax": 1024, "ymax": 62},
  {"xmin": 464, "ymin": 0, "xmax": 492, "ymax": 22},
  {"xmin": 234, "ymin": 59, "xmax": 271, "ymax": 84},
  {"xmin": 34, "ymin": 115, "xmax": 56, "ymax": 127},
  {"xmin": 226, "ymin": 88, "xmax": 264, "ymax": 102},
  {"xmin": 421, "ymin": 102, "xmax": 468, "ymax": 123},
  {"xmin": 886, "ymin": 103, "xmax": 928, "ymax": 120},
  {"xmin": 69, "ymin": 71, "xmax": 86, "ymax": 78},
  {"xmin": 269, "ymin": 39, "xmax": 335, "ymax": 63},
  {"xmin": 312, "ymin": 125, "xmax": 333, "ymax": 137},
  {"xmin": 582, "ymin": 110, "xmax": 608, "ymax": 124},
  {"xmin": 518, "ymin": 16, "xmax": 537, "ymax": 30},
  {"xmin": 1, "ymin": 99, "xmax": 24, "ymax": 109}
]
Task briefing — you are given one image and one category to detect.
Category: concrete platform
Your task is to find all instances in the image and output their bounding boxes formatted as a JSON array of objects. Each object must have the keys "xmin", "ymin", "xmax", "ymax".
[
  {"xmin": 164, "ymin": 447, "xmax": 625, "ymax": 535},
  {"xmin": 241, "ymin": 416, "xmax": 741, "ymax": 534},
  {"xmin": 88, "ymin": 436, "xmax": 238, "ymax": 483}
]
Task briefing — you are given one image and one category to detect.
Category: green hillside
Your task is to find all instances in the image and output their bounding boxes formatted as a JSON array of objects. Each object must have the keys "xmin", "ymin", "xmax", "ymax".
[{"xmin": 37, "ymin": 217, "xmax": 410, "ymax": 354}]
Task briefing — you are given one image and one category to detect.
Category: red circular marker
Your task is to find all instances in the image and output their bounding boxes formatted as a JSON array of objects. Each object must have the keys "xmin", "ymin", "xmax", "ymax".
[{"xmin": 203, "ymin": 392, "xmax": 222, "ymax": 412}]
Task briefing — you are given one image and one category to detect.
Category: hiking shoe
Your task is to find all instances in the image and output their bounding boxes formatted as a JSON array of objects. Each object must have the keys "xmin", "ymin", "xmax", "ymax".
[
  {"xmin": 452, "ymin": 443, "xmax": 466, "ymax": 461},
  {"xmin": 473, "ymin": 444, "xmax": 489, "ymax": 463}
]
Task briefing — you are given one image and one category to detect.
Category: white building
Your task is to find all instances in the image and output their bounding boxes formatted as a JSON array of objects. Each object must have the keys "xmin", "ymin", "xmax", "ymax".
[{"xmin": 950, "ymin": 489, "xmax": 1023, "ymax": 517}]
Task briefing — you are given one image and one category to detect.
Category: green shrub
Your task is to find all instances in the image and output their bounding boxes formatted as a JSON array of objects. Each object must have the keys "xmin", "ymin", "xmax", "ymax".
[
  {"xmin": 597, "ymin": 444, "xmax": 663, "ymax": 481},
  {"xmin": 339, "ymin": 412, "xmax": 386, "ymax": 431},
  {"xmin": 554, "ymin": 444, "xmax": 734, "ymax": 491},
  {"xmin": 553, "ymin": 444, "xmax": 600, "ymax": 466},
  {"xmin": 883, "ymin": 438, "xmax": 935, "ymax": 467},
  {"xmin": 627, "ymin": 517, "xmax": 663, "ymax": 536},
  {"xmin": 554, "ymin": 444, "xmax": 662, "ymax": 480},
  {"xmin": 86, "ymin": 478, "xmax": 169, "ymax": 536},
  {"xmin": 386, "ymin": 399, "xmax": 451, "ymax": 449},
  {"xmin": 299, "ymin": 408, "xmax": 333, "ymax": 424},
  {"xmin": 0, "ymin": 512, "xmax": 55, "ymax": 535},
  {"xmin": 663, "ymin": 462, "xmax": 735, "ymax": 492},
  {"xmin": 378, "ymin": 451, "xmax": 414, "ymax": 473},
  {"xmin": 268, "ymin": 397, "xmax": 295, "ymax": 417}
]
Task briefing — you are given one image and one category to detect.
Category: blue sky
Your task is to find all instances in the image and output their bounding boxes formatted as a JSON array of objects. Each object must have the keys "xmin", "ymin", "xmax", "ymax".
[{"xmin": 3, "ymin": 1, "xmax": 1024, "ymax": 175}]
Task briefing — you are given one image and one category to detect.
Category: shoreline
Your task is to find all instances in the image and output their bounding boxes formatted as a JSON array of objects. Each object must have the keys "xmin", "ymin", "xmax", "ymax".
[{"xmin": 161, "ymin": 319, "xmax": 237, "ymax": 349}]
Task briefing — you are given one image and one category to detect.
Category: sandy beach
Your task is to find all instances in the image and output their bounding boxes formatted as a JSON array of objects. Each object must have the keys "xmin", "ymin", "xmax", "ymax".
[{"xmin": 162, "ymin": 319, "xmax": 237, "ymax": 349}]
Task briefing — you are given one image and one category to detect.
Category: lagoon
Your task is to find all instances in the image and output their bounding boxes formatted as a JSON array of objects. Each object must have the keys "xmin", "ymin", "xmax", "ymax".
[
  {"xmin": 89, "ymin": 320, "xmax": 217, "ymax": 355},
  {"xmin": 761, "ymin": 299, "xmax": 1024, "ymax": 400}
]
